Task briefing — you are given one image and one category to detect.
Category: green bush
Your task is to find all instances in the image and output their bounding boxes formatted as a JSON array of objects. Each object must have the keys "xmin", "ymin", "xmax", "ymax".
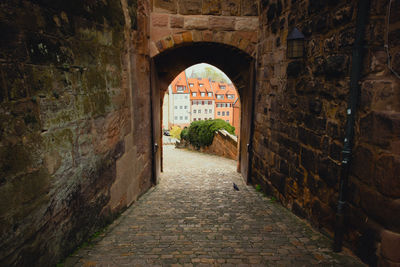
[
  {"xmin": 186, "ymin": 119, "xmax": 235, "ymax": 148},
  {"xmin": 181, "ymin": 127, "xmax": 189, "ymax": 140}
]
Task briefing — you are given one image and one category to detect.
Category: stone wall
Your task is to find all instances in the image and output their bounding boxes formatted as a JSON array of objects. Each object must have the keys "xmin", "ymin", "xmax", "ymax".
[
  {"xmin": 201, "ymin": 130, "xmax": 238, "ymax": 160},
  {"xmin": 0, "ymin": 0, "xmax": 153, "ymax": 266},
  {"xmin": 149, "ymin": 0, "xmax": 259, "ymax": 57},
  {"xmin": 253, "ymin": 0, "xmax": 400, "ymax": 265}
]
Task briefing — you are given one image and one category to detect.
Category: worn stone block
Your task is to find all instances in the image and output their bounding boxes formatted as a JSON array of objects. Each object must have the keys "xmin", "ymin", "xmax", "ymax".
[
  {"xmin": 184, "ymin": 16, "xmax": 209, "ymax": 30},
  {"xmin": 221, "ymin": 0, "xmax": 241, "ymax": 16},
  {"xmin": 170, "ymin": 15, "xmax": 184, "ymax": 28},
  {"xmin": 381, "ymin": 230, "xmax": 400, "ymax": 263},
  {"xmin": 301, "ymin": 146, "xmax": 317, "ymax": 174},
  {"xmin": 375, "ymin": 155, "xmax": 400, "ymax": 198},
  {"xmin": 241, "ymin": 0, "xmax": 258, "ymax": 16},
  {"xmin": 360, "ymin": 111, "xmax": 400, "ymax": 148},
  {"xmin": 235, "ymin": 17, "xmax": 258, "ymax": 31},
  {"xmin": 178, "ymin": 0, "xmax": 202, "ymax": 15},
  {"xmin": 152, "ymin": 13, "xmax": 169, "ymax": 27},
  {"xmin": 181, "ymin": 31, "xmax": 193, "ymax": 42},
  {"xmin": 202, "ymin": 0, "xmax": 222, "ymax": 15},
  {"xmin": 209, "ymin": 16, "xmax": 236, "ymax": 31},
  {"xmin": 154, "ymin": 0, "xmax": 178, "ymax": 14}
]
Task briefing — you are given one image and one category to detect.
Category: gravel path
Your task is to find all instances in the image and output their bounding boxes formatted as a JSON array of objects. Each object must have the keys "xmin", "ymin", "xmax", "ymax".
[{"xmin": 65, "ymin": 145, "xmax": 364, "ymax": 266}]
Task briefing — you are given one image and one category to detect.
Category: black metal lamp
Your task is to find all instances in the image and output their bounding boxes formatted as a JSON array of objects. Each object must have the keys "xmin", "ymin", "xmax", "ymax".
[{"xmin": 287, "ymin": 27, "xmax": 305, "ymax": 59}]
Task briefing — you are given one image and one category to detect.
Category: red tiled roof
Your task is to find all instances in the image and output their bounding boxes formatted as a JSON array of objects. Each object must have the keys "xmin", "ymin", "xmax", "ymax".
[
  {"xmin": 171, "ymin": 71, "xmax": 189, "ymax": 94},
  {"xmin": 188, "ymin": 78, "xmax": 214, "ymax": 100},
  {"xmin": 212, "ymin": 82, "xmax": 238, "ymax": 103}
]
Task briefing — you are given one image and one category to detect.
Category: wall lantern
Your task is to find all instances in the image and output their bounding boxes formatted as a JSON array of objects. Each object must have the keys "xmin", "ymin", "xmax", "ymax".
[{"xmin": 287, "ymin": 27, "xmax": 305, "ymax": 59}]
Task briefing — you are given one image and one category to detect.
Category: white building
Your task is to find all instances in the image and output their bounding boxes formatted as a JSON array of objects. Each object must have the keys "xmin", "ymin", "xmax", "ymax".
[{"xmin": 170, "ymin": 71, "xmax": 190, "ymax": 128}]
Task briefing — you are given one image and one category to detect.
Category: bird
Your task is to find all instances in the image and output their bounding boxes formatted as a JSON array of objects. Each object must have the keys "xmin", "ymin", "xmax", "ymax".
[{"xmin": 233, "ymin": 183, "xmax": 239, "ymax": 191}]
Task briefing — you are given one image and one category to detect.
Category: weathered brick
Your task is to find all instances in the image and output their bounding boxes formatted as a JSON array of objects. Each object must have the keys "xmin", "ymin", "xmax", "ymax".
[
  {"xmin": 381, "ymin": 230, "xmax": 400, "ymax": 263},
  {"xmin": 151, "ymin": 13, "xmax": 169, "ymax": 27},
  {"xmin": 181, "ymin": 31, "xmax": 193, "ymax": 42},
  {"xmin": 154, "ymin": 0, "xmax": 178, "ymax": 13},
  {"xmin": 184, "ymin": 16, "xmax": 209, "ymax": 30},
  {"xmin": 178, "ymin": 0, "xmax": 202, "ymax": 15},
  {"xmin": 202, "ymin": 0, "xmax": 222, "ymax": 15},
  {"xmin": 221, "ymin": 0, "xmax": 241, "ymax": 16},
  {"xmin": 301, "ymin": 146, "xmax": 317, "ymax": 174},
  {"xmin": 170, "ymin": 15, "xmax": 184, "ymax": 28},
  {"xmin": 241, "ymin": 0, "xmax": 258, "ymax": 16},
  {"xmin": 235, "ymin": 17, "xmax": 258, "ymax": 31},
  {"xmin": 209, "ymin": 16, "xmax": 236, "ymax": 31}
]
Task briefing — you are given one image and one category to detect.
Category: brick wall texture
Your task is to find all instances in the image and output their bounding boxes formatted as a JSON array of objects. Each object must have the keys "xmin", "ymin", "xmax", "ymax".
[
  {"xmin": 253, "ymin": 0, "xmax": 400, "ymax": 265},
  {"xmin": 0, "ymin": 0, "xmax": 400, "ymax": 266}
]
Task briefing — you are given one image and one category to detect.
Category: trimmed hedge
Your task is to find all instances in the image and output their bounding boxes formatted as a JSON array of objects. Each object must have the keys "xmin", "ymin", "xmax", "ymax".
[{"xmin": 181, "ymin": 119, "xmax": 235, "ymax": 148}]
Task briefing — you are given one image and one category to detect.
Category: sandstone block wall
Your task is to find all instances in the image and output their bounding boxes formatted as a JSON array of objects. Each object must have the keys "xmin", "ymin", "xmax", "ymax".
[
  {"xmin": 0, "ymin": 0, "xmax": 153, "ymax": 266},
  {"xmin": 149, "ymin": 0, "xmax": 259, "ymax": 57},
  {"xmin": 200, "ymin": 130, "xmax": 238, "ymax": 160},
  {"xmin": 253, "ymin": 0, "xmax": 400, "ymax": 265}
]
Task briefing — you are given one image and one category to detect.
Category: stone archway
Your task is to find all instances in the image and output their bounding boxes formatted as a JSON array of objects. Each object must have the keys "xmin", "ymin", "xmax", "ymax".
[{"xmin": 150, "ymin": 41, "xmax": 256, "ymax": 183}]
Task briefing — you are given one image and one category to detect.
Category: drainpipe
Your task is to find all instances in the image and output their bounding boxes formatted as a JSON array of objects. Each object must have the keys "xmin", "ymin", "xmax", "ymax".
[{"xmin": 333, "ymin": 0, "xmax": 370, "ymax": 252}]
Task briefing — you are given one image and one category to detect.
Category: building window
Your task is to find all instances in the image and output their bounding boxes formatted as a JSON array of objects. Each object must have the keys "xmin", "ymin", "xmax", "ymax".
[
  {"xmin": 227, "ymin": 111, "xmax": 229, "ymax": 116},
  {"xmin": 202, "ymin": 101, "xmax": 204, "ymax": 105},
  {"xmin": 194, "ymin": 118, "xmax": 196, "ymax": 121},
  {"xmin": 216, "ymin": 95, "xmax": 224, "ymax": 99},
  {"xmin": 227, "ymin": 94, "xmax": 235, "ymax": 99},
  {"xmin": 208, "ymin": 92, "xmax": 212, "ymax": 97},
  {"xmin": 192, "ymin": 92, "xmax": 197, "ymax": 97},
  {"xmin": 201, "ymin": 92, "xmax": 205, "ymax": 97},
  {"xmin": 180, "ymin": 116, "xmax": 183, "ymax": 120},
  {"xmin": 217, "ymin": 111, "xmax": 221, "ymax": 115},
  {"xmin": 185, "ymin": 116, "xmax": 188, "ymax": 120},
  {"xmin": 205, "ymin": 109, "xmax": 208, "ymax": 114},
  {"xmin": 175, "ymin": 106, "xmax": 177, "ymax": 109},
  {"xmin": 198, "ymin": 110, "xmax": 201, "ymax": 114},
  {"xmin": 189, "ymin": 83, "xmax": 194, "ymax": 87},
  {"xmin": 174, "ymin": 116, "xmax": 178, "ymax": 120},
  {"xmin": 180, "ymin": 106, "xmax": 183, "ymax": 109},
  {"xmin": 184, "ymin": 106, "xmax": 187, "ymax": 109},
  {"xmin": 177, "ymin": 85, "xmax": 185, "ymax": 92},
  {"xmin": 199, "ymin": 83, "xmax": 204, "ymax": 87},
  {"xmin": 185, "ymin": 95, "xmax": 188, "ymax": 99},
  {"xmin": 209, "ymin": 109, "xmax": 212, "ymax": 113},
  {"xmin": 194, "ymin": 110, "xmax": 196, "ymax": 114},
  {"xmin": 208, "ymin": 101, "xmax": 212, "ymax": 105},
  {"xmin": 222, "ymin": 111, "xmax": 225, "ymax": 116}
]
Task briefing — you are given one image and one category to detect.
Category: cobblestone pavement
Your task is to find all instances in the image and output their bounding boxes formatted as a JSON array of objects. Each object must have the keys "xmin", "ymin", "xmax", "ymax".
[{"xmin": 65, "ymin": 146, "xmax": 364, "ymax": 266}]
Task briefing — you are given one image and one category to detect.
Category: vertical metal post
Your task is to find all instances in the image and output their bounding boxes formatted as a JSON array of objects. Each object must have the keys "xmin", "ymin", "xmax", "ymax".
[{"xmin": 333, "ymin": 0, "xmax": 371, "ymax": 252}]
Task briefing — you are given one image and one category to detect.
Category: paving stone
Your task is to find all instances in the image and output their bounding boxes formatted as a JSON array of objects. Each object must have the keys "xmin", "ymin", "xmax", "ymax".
[{"xmin": 65, "ymin": 146, "xmax": 365, "ymax": 266}]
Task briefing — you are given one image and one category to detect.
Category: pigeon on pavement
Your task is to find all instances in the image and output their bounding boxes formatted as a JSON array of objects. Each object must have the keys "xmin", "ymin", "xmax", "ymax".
[{"xmin": 233, "ymin": 183, "xmax": 239, "ymax": 191}]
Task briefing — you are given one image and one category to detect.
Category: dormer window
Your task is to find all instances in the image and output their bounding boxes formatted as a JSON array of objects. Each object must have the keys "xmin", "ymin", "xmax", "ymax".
[
  {"xmin": 177, "ymin": 85, "xmax": 185, "ymax": 92},
  {"xmin": 189, "ymin": 83, "xmax": 194, "ymax": 87},
  {"xmin": 220, "ymin": 85, "xmax": 226, "ymax": 89},
  {"xmin": 192, "ymin": 92, "xmax": 197, "ymax": 97},
  {"xmin": 199, "ymin": 83, "xmax": 204, "ymax": 87},
  {"xmin": 201, "ymin": 92, "xmax": 205, "ymax": 97},
  {"xmin": 208, "ymin": 92, "xmax": 212, "ymax": 97},
  {"xmin": 216, "ymin": 94, "xmax": 224, "ymax": 99},
  {"xmin": 227, "ymin": 94, "xmax": 235, "ymax": 99}
]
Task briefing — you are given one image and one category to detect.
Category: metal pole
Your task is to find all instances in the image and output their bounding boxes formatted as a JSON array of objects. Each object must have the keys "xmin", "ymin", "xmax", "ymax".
[{"xmin": 333, "ymin": 0, "xmax": 371, "ymax": 252}]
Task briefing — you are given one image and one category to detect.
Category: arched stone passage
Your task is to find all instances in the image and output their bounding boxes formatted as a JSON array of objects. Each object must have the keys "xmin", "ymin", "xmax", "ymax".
[
  {"xmin": 150, "ymin": 42, "xmax": 256, "ymax": 183},
  {"xmin": 150, "ymin": 30, "xmax": 257, "ymax": 58}
]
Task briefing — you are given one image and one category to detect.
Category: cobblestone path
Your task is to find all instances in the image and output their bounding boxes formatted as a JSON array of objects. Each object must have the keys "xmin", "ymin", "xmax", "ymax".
[{"xmin": 65, "ymin": 146, "xmax": 364, "ymax": 266}]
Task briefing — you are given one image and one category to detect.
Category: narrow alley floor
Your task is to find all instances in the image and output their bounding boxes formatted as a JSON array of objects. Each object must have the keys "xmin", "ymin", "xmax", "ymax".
[{"xmin": 65, "ymin": 146, "xmax": 364, "ymax": 266}]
